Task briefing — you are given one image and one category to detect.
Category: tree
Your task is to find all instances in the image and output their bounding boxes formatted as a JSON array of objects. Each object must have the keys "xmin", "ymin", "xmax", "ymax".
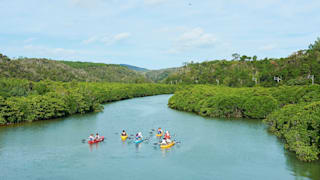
[
  {"xmin": 308, "ymin": 37, "xmax": 320, "ymax": 52},
  {"xmin": 231, "ymin": 53, "xmax": 240, "ymax": 61},
  {"xmin": 253, "ymin": 55, "xmax": 258, "ymax": 61}
]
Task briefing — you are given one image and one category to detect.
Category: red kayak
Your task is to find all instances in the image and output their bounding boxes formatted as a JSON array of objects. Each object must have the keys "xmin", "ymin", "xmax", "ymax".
[{"xmin": 88, "ymin": 136, "xmax": 104, "ymax": 144}]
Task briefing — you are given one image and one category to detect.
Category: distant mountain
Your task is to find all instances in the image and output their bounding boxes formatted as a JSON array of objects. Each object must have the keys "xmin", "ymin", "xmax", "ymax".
[
  {"xmin": 145, "ymin": 68, "xmax": 180, "ymax": 83},
  {"xmin": 0, "ymin": 56, "xmax": 150, "ymax": 83},
  {"xmin": 120, "ymin": 64, "xmax": 149, "ymax": 72}
]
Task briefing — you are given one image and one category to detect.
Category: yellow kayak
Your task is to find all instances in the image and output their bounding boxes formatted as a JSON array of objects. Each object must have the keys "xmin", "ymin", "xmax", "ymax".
[
  {"xmin": 156, "ymin": 132, "xmax": 163, "ymax": 137},
  {"xmin": 160, "ymin": 141, "xmax": 175, "ymax": 149},
  {"xmin": 121, "ymin": 135, "xmax": 128, "ymax": 141}
]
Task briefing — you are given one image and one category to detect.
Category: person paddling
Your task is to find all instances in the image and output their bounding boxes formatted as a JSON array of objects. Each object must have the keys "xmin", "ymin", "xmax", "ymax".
[
  {"xmin": 95, "ymin": 133, "xmax": 100, "ymax": 140},
  {"xmin": 166, "ymin": 137, "xmax": 172, "ymax": 144},
  {"xmin": 136, "ymin": 132, "xmax": 143, "ymax": 140},
  {"xmin": 121, "ymin": 130, "xmax": 127, "ymax": 136},
  {"xmin": 88, "ymin": 134, "xmax": 95, "ymax": 141},
  {"xmin": 157, "ymin": 128, "xmax": 163, "ymax": 135},
  {"xmin": 161, "ymin": 138, "xmax": 167, "ymax": 145},
  {"xmin": 164, "ymin": 131, "xmax": 171, "ymax": 140}
]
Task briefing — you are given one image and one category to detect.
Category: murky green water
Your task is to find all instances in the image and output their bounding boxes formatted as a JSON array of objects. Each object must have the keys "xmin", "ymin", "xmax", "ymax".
[{"xmin": 0, "ymin": 95, "xmax": 319, "ymax": 180}]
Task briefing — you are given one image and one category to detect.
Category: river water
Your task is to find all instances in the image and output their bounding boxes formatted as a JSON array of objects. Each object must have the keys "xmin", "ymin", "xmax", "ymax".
[{"xmin": 0, "ymin": 95, "xmax": 319, "ymax": 180}]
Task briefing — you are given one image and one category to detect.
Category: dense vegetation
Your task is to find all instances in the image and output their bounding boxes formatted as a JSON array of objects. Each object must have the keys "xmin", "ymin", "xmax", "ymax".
[
  {"xmin": 120, "ymin": 64, "xmax": 149, "ymax": 72},
  {"xmin": 0, "ymin": 78, "xmax": 176, "ymax": 125},
  {"xmin": 0, "ymin": 56, "xmax": 150, "ymax": 83},
  {"xmin": 145, "ymin": 68, "xmax": 180, "ymax": 83},
  {"xmin": 168, "ymin": 85, "xmax": 320, "ymax": 161},
  {"xmin": 165, "ymin": 38, "xmax": 320, "ymax": 87}
]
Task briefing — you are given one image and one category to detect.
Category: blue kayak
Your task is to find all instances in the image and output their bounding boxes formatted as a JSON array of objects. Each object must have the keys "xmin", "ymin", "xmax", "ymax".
[{"xmin": 134, "ymin": 139, "xmax": 143, "ymax": 144}]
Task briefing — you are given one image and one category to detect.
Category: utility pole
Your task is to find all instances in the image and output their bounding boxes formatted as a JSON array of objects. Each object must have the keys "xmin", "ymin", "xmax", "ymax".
[
  {"xmin": 307, "ymin": 74, "xmax": 315, "ymax": 85},
  {"xmin": 252, "ymin": 77, "xmax": 258, "ymax": 85},
  {"xmin": 274, "ymin": 76, "xmax": 282, "ymax": 83}
]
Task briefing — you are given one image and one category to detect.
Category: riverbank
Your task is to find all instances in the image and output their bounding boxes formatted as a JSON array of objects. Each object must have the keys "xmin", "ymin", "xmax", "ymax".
[
  {"xmin": 168, "ymin": 85, "xmax": 320, "ymax": 161},
  {"xmin": 0, "ymin": 78, "xmax": 177, "ymax": 125}
]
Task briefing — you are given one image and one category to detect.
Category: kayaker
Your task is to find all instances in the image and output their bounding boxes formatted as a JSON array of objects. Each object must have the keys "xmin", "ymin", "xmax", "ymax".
[
  {"xmin": 121, "ymin": 130, "xmax": 127, "ymax": 136},
  {"xmin": 88, "ymin": 134, "xmax": 94, "ymax": 141},
  {"xmin": 95, "ymin": 133, "xmax": 100, "ymax": 140},
  {"xmin": 161, "ymin": 138, "xmax": 167, "ymax": 145},
  {"xmin": 164, "ymin": 131, "xmax": 171, "ymax": 140},
  {"xmin": 166, "ymin": 137, "xmax": 172, "ymax": 144},
  {"xmin": 135, "ymin": 133, "xmax": 140, "ymax": 140},
  {"xmin": 136, "ymin": 132, "xmax": 143, "ymax": 140},
  {"xmin": 157, "ymin": 128, "xmax": 163, "ymax": 135}
]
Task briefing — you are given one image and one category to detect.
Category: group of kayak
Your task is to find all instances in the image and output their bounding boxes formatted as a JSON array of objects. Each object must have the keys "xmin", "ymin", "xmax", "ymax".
[
  {"xmin": 87, "ymin": 128, "xmax": 175, "ymax": 149},
  {"xmin": 119, "ymin": 128, "xmax": 175, "ymax": 148},
  {"xmin": 156, "ymin": 128, "xmax": 175, "ymax": 148}
]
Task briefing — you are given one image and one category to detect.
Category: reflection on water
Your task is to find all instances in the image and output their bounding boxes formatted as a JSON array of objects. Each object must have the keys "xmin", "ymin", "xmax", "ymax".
[
  {"xmin": 285, "ymin": 151, "xmax": 320, "ymax": 180},
  {"xmin": 135, "ymin": 143, "xmax": 142, "ymax": 152},
  {"xmin": 89, "ymin": 143, "xmax": 100, "ymax": 152}
]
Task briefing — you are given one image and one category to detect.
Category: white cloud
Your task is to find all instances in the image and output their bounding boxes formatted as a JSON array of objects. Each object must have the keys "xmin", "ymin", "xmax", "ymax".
[
  {"xmin": 23, "ymin": 45, "xmax": 77, "ymax": 56},
  {"xmin": 23, "ymin": 38, "xmax": 36, "ymax": 43},
  {"xmin": 82, "ymin": 36, "xmax": 99, "ymax": 44},
  {"xmin": 82, "ymin": 32, "xmax": 131, "ymax": 45},
  {"xmin": 168, "ymin": 27, "xmax": 217, "ymax": 54},
  {"xmin": 258, "ymin": 44, "xmax": 277, "ymax": 51}
]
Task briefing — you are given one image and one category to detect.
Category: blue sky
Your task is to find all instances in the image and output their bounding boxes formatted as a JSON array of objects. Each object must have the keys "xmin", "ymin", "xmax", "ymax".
[{"xmin": 0, "ymin": 0, "xmax": 319, "ymax": 69}]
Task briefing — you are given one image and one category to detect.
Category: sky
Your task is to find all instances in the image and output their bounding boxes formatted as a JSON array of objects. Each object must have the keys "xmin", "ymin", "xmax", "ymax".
[{"xmin": 0, "ymin": 0, "xmax": 319, "ymax": 69}]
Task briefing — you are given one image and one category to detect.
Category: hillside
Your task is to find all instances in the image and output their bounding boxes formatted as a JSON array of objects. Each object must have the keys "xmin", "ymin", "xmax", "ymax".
[
  {"xmin": 164, "ymin": 38, "xmax": 320, "ymax": 87},
  {"xmin": 0, "ymin": 56, "xmax": 150, "ymax": 83},
  {"xmin": 120, "ymin": 64, "xmax": 149, "ymax": 72},
  {"xmin": 145, "ymin": 68, "xmax": 180, "ymax": 83}
]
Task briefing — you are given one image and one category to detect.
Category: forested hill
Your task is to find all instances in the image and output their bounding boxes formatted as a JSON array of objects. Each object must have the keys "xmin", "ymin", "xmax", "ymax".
[
  {"xmin": 165, "ymin": 38, "xmax": 320, "ymax": 87},
  {"xmin": 0, "ymin": 56, "xmax": 150, "ymax": 83},
  {"xmin": 145, "ymin": 68, "xmax": 180, "ymax": 83},
  {"xmin": 120, "ymin": 64, "xmax": 149, "ymax": 72}
]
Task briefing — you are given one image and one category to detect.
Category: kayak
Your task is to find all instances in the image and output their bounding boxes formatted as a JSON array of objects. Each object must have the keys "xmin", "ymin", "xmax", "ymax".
[
  {"xmin": 160, "ymin": 141, "xmax": 175, "ymax": 149},
  {"xmin": 134, "ymin": 139, "xmax": 143, "ymax": 144},
  {"xmin": 121, "ymin": 135, "xmax": 128, "ymax": 141},
  {"xmin": 156, "ymin": 132, "xmax": 163, "ymax": 137},
  {"xmin": 88, "ymin": 136, "xmax": 104, "ymax": 144}
]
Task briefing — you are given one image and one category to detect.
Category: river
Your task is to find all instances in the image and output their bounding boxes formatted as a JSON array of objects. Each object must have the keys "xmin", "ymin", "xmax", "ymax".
[{"xmin": 0, "ymin": 95, "xmax": 319, "ymax": 180}]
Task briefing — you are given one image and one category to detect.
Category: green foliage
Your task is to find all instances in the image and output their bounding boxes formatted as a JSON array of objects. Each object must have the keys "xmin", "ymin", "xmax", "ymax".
[
  {"xmin": 0, "ymin": 79, "xmax": 176, "ymax": 125},
  {"xmin": 199, "ymin": 95, "xmax": 245, "ymax": 118},
  {"xmin": 0, "ymin": 57, "xmax": 150, "ymax": 83},
  {"xmin": 169, "ymin": 85, "xmax": 281, "ymax": 119},
  {"xmin": 243, "ymin": 96, "xmax": 278, "ymax": 119},
  {"xmin": 0, "ymin": 78, "xmax": 31, "ymax": 97},
  {"xmin": 265, "ymin": 102, "xmax": 320, "ymax": 161},
  {"xmin": 165, "ymin": 38, "xmax": 320, "ymax": 87}
]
